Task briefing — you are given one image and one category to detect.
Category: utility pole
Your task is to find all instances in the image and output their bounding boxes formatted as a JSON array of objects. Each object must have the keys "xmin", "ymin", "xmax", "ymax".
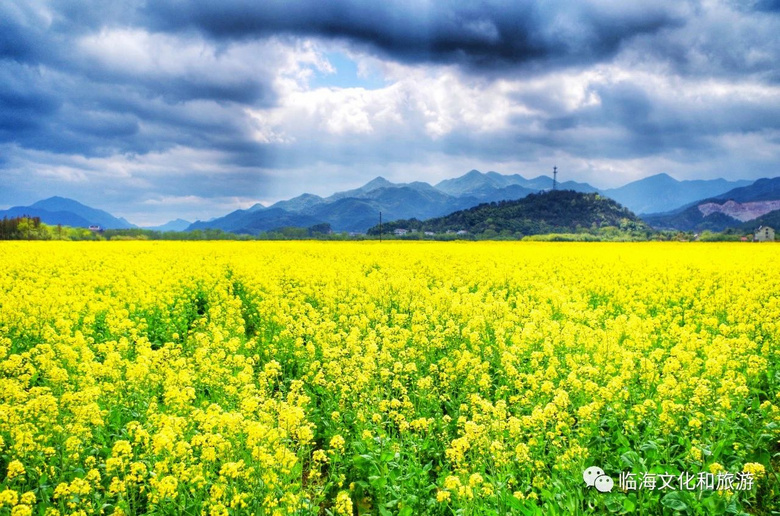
[
  {"xmin": 379, "ymin": 211, "xmax": 382, "ymax": 242},
  {"xmin": 552, "ymin": 166, "xmax": 558, "ymax": 191}
]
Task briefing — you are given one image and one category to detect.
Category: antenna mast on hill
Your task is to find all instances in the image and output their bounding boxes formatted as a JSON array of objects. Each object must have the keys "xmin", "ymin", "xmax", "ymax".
[{"xmin": 552, "ymin": 166, "xmax": 558, "ymax": 191}]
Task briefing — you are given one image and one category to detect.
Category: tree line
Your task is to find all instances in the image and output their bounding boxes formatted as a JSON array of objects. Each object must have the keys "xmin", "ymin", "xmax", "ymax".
[
  {"xmin": 0, "ymin": 218, "xmax": 353, "ymax": 241},
  {"xmin": 0, "ymin": 216, "xmax": 108, "ymax": 240}
]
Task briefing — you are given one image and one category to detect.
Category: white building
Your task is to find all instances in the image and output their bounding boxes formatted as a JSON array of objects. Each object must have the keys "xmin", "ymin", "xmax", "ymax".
[{"xmin": 755, "ymin": 226, "xmax": 775, "ymax": 242}]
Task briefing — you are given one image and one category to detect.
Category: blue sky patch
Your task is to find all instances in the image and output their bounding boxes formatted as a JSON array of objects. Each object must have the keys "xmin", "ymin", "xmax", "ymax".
[{"xmin": 309, "ymin": 51, "xmax": 386, "ymax": 90}]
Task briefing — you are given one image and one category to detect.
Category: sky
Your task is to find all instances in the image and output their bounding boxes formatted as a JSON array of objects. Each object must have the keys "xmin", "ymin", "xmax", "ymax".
[{"xmin": 1, "ymin": 0, "xmax": 779, "ymax": 225}]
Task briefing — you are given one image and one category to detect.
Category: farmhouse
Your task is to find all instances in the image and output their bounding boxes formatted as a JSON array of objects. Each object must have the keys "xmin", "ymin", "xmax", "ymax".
[
  {"xmin": 755, "ymin": 226, "xmax": 775, "ymax": 242},
  {"xmin": 394, "ymin": 228, "xmax": 408, "ymax": 236}
]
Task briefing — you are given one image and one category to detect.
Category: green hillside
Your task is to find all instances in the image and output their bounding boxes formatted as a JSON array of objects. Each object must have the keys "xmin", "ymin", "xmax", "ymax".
[
  {"xmin": 738, "ymin": 209, "xmax": 780, "ymax": 233},
  {"xmin": 368, "ymin": 190, "xmax": 650, "ymax": 237}
]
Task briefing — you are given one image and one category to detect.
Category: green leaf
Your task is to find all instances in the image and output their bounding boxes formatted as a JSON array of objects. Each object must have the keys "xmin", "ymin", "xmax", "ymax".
[
  {"xmin": 725, "ymin": 497, "xmax": 740, "ymax": 514},
  {"xmin": 369, "ymin": 475, "xmax": 387, "ymax": 489},
  {"xmin": 640, "ymin": 441, "xmax": 658, "ymax": 452},
  {"xmin": 620, "ymin": 451, "xmax": 641, "ymax": 468},
  {"xmin": 661, "ymin": 491, "xmax": 688, "ymax": 511},
  {"xmin": 605, "ymin": 496, "xmax": 623, "ymax": 513},
  {"xmin": 505, "ymin": 494, "xmax": 524, "ymax": 510}
]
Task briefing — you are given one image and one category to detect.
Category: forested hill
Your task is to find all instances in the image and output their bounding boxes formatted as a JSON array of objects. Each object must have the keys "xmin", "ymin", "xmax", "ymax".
[{"xmin": 368, "ymin": 190, "xmax": 650, "ymax": 236}]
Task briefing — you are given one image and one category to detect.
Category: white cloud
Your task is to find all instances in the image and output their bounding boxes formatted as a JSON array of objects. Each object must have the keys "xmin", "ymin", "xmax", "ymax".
[{"xmin": 249, "ymin": 59, "xmax": 532, "ymax": 143}]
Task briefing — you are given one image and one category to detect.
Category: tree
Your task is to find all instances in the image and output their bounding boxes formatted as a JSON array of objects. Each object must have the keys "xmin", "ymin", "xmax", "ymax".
[{"xmin": 308, "ymin": 223, "xmax": 332, "ymax": 236}]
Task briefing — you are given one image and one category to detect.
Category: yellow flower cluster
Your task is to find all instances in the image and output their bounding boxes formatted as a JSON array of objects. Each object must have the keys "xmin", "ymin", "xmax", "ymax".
[
  {"xmin": 0, "ymin": 241, "xmax": 777, "ymax": 514},
  {"xmin": 742, "ymin": 462, "xmax": 766, "ymax": 479}
]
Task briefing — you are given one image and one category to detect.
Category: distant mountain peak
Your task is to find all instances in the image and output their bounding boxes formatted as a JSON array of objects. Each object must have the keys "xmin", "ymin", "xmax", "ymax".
[
  {"xmin": 3, "ymin": 196, "xmax": 136, "ymax": 229},
  {"xmin": 144, "ymin": 218, "xmax": 192, "ymax": 232},
  {"xmin": 31, "ymin": 196, "xmax": 89, "ymax": 209},
  {"xmin": 362, "ymin": 176, "xmax": 393, "ymax": 190},
  {"xmin": 643, "ymin": 173, "xmax": 678, "ymax": 183},
  {"xmin": 484, "ymin": 171, "xmax": 508, "ymax": 179}
]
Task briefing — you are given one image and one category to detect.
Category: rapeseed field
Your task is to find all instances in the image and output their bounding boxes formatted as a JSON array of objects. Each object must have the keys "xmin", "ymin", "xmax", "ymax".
[{"xmin": 0, "ymin": 242, "xmax": 777, "ymax": 515}]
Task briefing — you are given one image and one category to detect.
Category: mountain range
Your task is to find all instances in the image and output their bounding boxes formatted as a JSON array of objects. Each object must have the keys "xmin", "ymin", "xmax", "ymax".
[
  {"xmin": 600, "ymin": 174, "xmax": 752, "ymax": 215},
  {"xmin": 2, "ymin": 171, "xmax": 776, "ymax": 234},
  {"xmin": 642, "ymin": 177, "xmax": 780, "ymax": 231},
  {"xmin": 186, "ymin": 171, "xmax": 757, "ymax": 234},
  {"xmin": 0, "ymin": 197, "xmax": 194, "ymax": 231},
  {"xmin": 0, "ymin": 197, "xmax": 136, "ymax": 229}
]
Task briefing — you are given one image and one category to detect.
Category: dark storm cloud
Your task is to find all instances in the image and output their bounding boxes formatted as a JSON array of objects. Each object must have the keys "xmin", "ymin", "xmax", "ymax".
[
  {"xmin": 624, "ymin": 1, "xmax": 780, "ymax": 82},
  {"xmin": 754, "ymin": 0, "xmax": 780, "ymax": 12},
  {"xmin": 590, "ymin": 81, "xmax": 780, "ymax": 138},
  {"xmin": 505, "ymin": 77, "xmax": 780, "ymax": 161},
  {"xmin": 97, "ymin": 71, "xmax": 272, "ymax": 106},
  {"xmin": 0, "ymin": 31, "xmax": 275, "ymax": 162},
  {"xmin": 0, "ymin": 64, "xmax": 267, "ymax": 159},
  {"xmin": 140, "ymin": 1, "xmax": 688, "ymax": 70},
  {"xmin": 0, "ymin": 3, "xmax": 49, "ymax": 62},
  {"xmin": 0, "ymin": 64, "xmax": 60, "ymax": 133},
  {"xmin": 3, "ymin": 0, "xmax": 774, "ymax": 164},
  {"xmin": 0, "ymin": 0, "xmax": 278, "ymax": 164}
]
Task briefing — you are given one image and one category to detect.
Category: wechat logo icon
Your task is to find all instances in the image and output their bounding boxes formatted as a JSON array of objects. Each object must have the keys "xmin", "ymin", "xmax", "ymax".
[{"xmin": 583, "ymin": 466, "xmax": 614, "ymax": 493}]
